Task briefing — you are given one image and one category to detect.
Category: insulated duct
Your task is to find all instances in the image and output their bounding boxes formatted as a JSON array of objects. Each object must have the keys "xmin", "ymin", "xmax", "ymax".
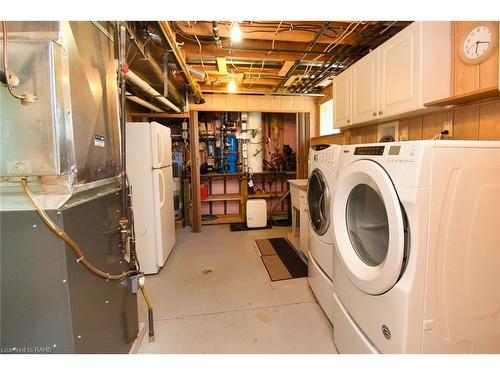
[
  {"xmin": 124, "ymin": 69, "xmax": 181, "ymax": 113},
  {"xmin": 157, "ymin": 21, "xmax": 204, "ymax": 104},
  {"xmin": 187, "ymin": 65, "xmax": 207, "ymax": 81},
  {"xmin": 125, "ymin": 91, "xmax": 163, "ymax": 112}
]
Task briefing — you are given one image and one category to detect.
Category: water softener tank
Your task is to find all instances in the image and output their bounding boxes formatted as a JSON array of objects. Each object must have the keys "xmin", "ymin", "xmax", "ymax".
[{"xmin": 225, "ymin": 134, "xmax": 238, "ymax": 173}]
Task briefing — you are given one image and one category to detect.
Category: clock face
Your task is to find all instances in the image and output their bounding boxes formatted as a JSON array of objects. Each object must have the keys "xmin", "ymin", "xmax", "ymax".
[
  {"xmin": 463, "ymin": 25, "xmax": 492, "ymax": 60},
  {"xmin": 460, "ymin": 23, "xmax": 498, "ymax": 64}
]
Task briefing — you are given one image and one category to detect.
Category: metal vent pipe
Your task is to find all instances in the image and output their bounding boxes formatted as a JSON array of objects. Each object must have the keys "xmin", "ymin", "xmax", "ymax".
[
  {"xmin": 126, "ymin": 91, "xmax": 163, "ymax": 112},
  {"xmin": 124, "ymin": 69, "xmax": 181, "ymax": 113}
]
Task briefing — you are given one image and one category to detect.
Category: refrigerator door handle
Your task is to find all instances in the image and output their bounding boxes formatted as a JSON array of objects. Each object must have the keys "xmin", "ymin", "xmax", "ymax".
[{"xmin": 158, "ymin": 171, "xmax": 166, "ymax": 207}]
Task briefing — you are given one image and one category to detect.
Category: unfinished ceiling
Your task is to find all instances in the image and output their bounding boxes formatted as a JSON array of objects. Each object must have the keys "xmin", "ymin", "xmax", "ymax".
[
  {"xmin": 121, "ymin": 21, "xmax": 412, "ymax": 113},
  {"xmin": 173, "ymin": 21, "xmax": 411, "ymax": 95}
]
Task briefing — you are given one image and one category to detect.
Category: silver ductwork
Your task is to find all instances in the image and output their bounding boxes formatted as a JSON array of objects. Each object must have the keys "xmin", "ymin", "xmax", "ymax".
[
  {"xmin": 0, "ymin": 21, "xmax": 121, "ymax": 209},
  {"xmin": 187, "ymin": 65, "xmax": 207, "ymax": 81}
]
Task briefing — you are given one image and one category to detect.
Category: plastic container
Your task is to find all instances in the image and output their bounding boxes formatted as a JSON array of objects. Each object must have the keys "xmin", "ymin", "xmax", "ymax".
[
  {"xmin": 246, "ymin": 199, "xmax": 267, "ymax": 228},
  {"xmin": 200, "ymin": 184, "xmax": 209, "ymax": 200}
]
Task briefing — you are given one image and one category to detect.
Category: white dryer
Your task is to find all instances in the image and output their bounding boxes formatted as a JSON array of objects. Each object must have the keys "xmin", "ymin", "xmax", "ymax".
[
  {"xmin": 331, "ymin": 141, "xmax": 500, "ymax": 353},
  {"xmin": 306, "ymin": 143, "xmax": 341, "ymax": 324}
]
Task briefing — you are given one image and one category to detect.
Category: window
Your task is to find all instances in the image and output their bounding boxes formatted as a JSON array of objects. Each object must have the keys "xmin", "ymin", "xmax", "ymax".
[{"xmin": 319, "ymin": 99, "xmax": 340, "ymax": 136}]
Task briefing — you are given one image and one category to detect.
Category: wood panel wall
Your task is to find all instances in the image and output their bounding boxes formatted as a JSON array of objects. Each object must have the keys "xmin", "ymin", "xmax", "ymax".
[
  {"xmin": 311, "ymin": 97, "xmax": 500, "ymax": 145},
  {"xmin": 452, "ymin": 21, "xmax": 499, "ymax": 96},
  {"xmin": 190, "ymin": 93, "xmax": 319, "ymax": 137},
  {"xmin": 189, "ymin": 111, "xmax": 202, "ymax": 233}
]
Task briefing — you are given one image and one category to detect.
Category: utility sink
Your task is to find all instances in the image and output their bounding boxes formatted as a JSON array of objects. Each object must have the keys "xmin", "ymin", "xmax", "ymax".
[{"xmin": 288, "ymin": 179, "xmax": 308, "ymax": 210}]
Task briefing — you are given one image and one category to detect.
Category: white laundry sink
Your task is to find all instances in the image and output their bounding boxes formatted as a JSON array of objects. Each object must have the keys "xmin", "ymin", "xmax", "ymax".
[{"xmin": 288, "ymin": 179, "xmax": 308, "ymax": 211}]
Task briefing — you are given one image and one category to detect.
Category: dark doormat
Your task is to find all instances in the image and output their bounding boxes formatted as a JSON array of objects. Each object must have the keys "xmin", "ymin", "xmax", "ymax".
[
  {"xmin": 255, "ymin": 237, "xmax": 308, "ymax": 281},
  {"xmin": 270, "ymin": 218, "xmax": 292, "ymax": 226},
  {"xmin": 230, "ymin": 222, "xmax": 272, "ymax": 231}
]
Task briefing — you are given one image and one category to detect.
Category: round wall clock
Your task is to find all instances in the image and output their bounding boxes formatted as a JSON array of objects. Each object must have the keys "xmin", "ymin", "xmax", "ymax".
[{"xmin": 459, "ymin": 22, "xmax": 499, "ymax": 65}]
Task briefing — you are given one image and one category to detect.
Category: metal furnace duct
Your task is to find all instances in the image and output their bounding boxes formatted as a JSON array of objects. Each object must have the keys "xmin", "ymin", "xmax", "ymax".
[{"xmin": 0, "ymin": 21, "xmax": 121, "ymax": 210}]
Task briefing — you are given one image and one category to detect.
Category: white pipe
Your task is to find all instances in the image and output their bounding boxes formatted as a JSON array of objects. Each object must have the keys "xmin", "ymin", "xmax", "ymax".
[
  {"xmin": 124, "ymin": 69, "xmax": 182, "ymax": 113},
  {"xmin": 125, "ymin": 91, "xmax": 163, "ymax": 112},
  {"xmin": 247, "ymin": 112, "xmax": 263, "ymax": 173}
]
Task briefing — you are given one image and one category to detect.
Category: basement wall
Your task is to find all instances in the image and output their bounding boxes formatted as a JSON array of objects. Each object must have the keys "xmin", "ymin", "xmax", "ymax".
[{"xmin": 311, "ymin": 97, "xmax": 500, "ymax": 145}]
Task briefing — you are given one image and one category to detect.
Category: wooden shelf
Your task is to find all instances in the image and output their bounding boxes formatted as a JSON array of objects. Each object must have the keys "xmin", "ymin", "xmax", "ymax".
[
  {"xmin": 251, "ymin": 171, "xmax": 297, "ymax": 175},
  {"xmin": 201, "ymin": 173, "xmax": 242, "ymax": 179},
  {"xmin": 425, "ymin": 87, "xmax": 500, "ymax": 107},
  {"xmin": 203, "ymin": 193, "xmax": 242, "ymax": 202},
  {"xmin": 201, "ymin": 214, "xmax": 243, "ymax": 225},
  {"xmin": 248, "ymin": 191, "xmax": 288, "ymax": 199}
]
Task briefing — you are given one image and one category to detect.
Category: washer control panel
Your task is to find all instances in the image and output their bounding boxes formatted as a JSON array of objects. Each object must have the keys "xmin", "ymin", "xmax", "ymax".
[
  {"xmin": 387, "ymin": 143, "xmax": 417, "ymax": 164},
  {"xmin": 354, "ymin": 146, "xmax": 385, "ymax": 155}
]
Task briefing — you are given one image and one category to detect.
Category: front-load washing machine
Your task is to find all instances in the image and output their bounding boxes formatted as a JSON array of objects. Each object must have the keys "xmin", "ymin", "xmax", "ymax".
[
  {"xmin": 306, "ymin": 143, "xmax": 341, "ymax": 323},
  {"xmin": 331, "ymin": 140, "xmax": 500, "ymax": 353}
]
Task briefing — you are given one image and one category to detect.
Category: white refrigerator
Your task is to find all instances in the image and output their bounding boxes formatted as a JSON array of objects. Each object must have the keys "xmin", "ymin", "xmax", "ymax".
[{"xmin": 126, "ymin": 121, "xmax": 176, "ymax": 274}]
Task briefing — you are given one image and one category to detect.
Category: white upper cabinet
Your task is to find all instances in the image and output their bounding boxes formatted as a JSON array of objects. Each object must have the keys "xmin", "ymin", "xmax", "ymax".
[
  {"xmin": 352, "ymin": 50, "xmax": 379, "ymax": 123},
  {"xmin": 333, "ymin": 68, "xmax": 352, "ymax": 127},
  {"xmin": 379, "ymin": 22, "xmax": 420, "ymax": 117},
  {"xmin": 334, "ymin": 22, "xmax": 451, "ymax": 128}
]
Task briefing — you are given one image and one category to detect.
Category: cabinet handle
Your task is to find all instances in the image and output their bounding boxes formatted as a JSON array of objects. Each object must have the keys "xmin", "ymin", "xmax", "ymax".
[
  {"xmin": 347, "ymin": 119, "xmax": 350, "ymax": 123},
  {"xmin": 378, "ymin": 110, "xmax": 383, "ymax": 115},
  {"xmin": 372, "ymin": 112, "xmax": 377, "ymax": 116}
]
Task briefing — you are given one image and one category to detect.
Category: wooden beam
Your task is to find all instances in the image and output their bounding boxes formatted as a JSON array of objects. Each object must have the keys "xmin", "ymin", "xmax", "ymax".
[
  {"xmin": 241, "ymin": 78, "xmax": 282, "ymax": 86},
  {"xmin": 190, "ymin": 66, "xmax": 282, "ymax": 76},
  {"xmin": 216, "ymin": 57, "xmax": 228, "ymax": 74},
  {"xmin": 174, "ymin": 21, "xmax": 356, "ymax": 44},
  {"xmin": 296, "ymin": 112, "xmax": 311, "ymax": 179},
  {"xmin": 189, "ymin": 110, "xmax": 202, "ymax": 233},
  {"xmin": 180, "ymin": 40, "xmax": 332, "ymax": 63},
  {"xmin": 278, "ymin": 60, "xmax": 295, "ymax": 77},
  {"xmin": 199, "ymin": 85, "xmax": 278, "ymax": 93}
]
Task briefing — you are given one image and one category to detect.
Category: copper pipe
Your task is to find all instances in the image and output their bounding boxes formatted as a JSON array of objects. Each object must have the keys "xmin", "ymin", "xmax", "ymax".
[
  {"xmin": 140, "ymin": 285, "xmax": 155, "ymax": 340},
  {"xmin": 21, "ymin": 178, "xmax": 140, "ymax": 281}
]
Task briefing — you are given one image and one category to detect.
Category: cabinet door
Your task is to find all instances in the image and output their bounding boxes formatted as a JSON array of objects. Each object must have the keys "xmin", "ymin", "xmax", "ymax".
[
  {"xmin": 352, "ymin": 51, "xmax": 379, "ymax": 124},
  {"xmin": 333, "ymin": 69, "xmax": 352, "ymax": 128},
  {"xmin": 379, "ymin": 22, "xmax": 421, "ymax": 117}
]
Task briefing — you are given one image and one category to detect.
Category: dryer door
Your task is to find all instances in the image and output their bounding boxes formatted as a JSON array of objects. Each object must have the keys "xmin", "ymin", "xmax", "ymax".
[
  {"xmin": 307, "ymin": 168, "xmax": 331, "ymax": 236},
  {"xmin": 332, "ymin": 160, "xmax": 406, "ymax": 295}
]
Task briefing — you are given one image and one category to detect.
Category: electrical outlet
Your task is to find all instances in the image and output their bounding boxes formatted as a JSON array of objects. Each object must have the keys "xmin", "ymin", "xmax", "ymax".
[
  {"xmin": 399, "ymin": 126, "xmax": 409, "ymax": 141},
  {"xmin": 344, "ymin": 130, "xmax": 352, "ymax": 144},
  {"xmin": 442, "ymin": 120, "xmax": 453, "ymax": 138}
]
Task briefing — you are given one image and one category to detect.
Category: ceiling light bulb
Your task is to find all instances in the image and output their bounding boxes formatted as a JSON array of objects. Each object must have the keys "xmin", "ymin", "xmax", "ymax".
[
  {"xmin": 228, "ymin": 79, "xmax": 237, "ymax": 93},
  {"xmin": 230, "ymin": 23, "xmax": 242, "ymax": 42}
]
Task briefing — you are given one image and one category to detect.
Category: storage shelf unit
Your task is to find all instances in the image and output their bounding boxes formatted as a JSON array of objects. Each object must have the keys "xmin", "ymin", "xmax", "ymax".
[
  {"xmin": 201, "ymin": 214, "xmax": 243, "ymax": 225},
  {"xmin": 247, "ymin": 191, "xmax": 287, "ymax": 199},
  {"xmin": 200, "ymin": 173, "xmax": 245, "ymax": 225},
  {"xmin": 205, "ymin": 193, "xmax": 243, "ymax": 202},
  {"xmin": 194, "ymin": 110, "xmax": 301, "ymax": 228}
]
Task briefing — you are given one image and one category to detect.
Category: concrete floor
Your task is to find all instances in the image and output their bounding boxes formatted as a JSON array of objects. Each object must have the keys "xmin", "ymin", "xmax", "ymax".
[{"xmin": 136, "ymin": 225, "xmax": 336, "ymax": 354}]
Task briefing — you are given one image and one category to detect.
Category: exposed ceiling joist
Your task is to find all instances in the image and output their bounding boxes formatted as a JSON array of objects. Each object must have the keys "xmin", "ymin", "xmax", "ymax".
[
  {"xmin": 180, "ymin": 40, "xmax": 333, "ymax": 62},
  {"xmin": 165, "ymin": 20, "xmax": 412, "ymax": 95},
  {"xmin": 216, "ymin": 57, "xmax": 228, "ymax": 74},
  {"xmin": 278, "ymin": 60, "xmax": 295, "ymax": 77},
  {"xmin": 173, "ymin": 21, "xmax": 359, "ymax": 44}
]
